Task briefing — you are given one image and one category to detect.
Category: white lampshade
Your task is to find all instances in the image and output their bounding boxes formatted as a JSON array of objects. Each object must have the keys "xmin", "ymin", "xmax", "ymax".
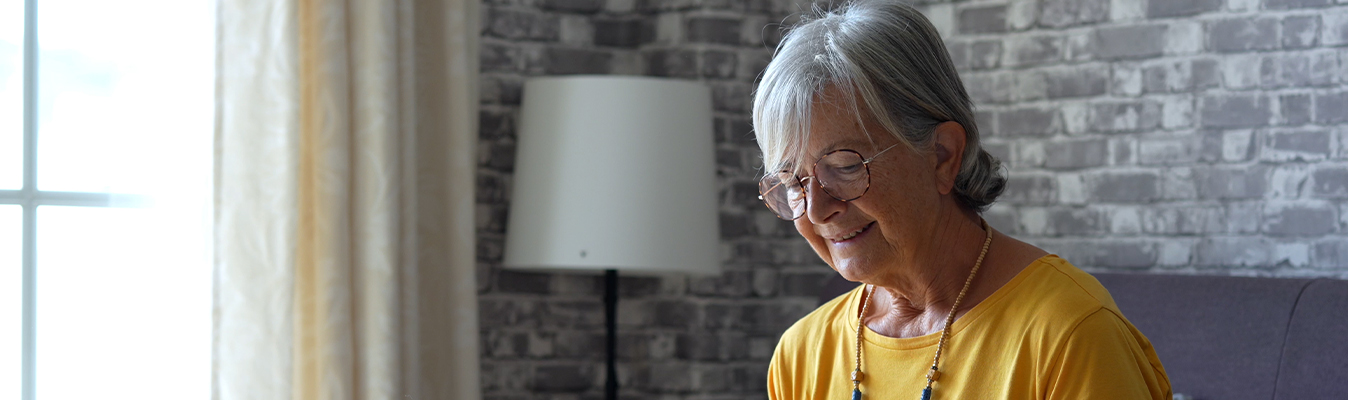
[{"xmin": 504, "ymin": 75, "xmax": 719, "ymax": 275}]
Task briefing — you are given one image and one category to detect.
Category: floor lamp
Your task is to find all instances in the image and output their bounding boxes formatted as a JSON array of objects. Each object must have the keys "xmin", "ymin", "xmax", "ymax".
[{"xmin": 503, "ymin": 76, "xmax": 720, "ymax": 400}]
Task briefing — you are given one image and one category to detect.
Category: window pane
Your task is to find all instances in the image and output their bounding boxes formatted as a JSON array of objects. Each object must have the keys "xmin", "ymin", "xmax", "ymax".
[
  {"xmin": 0, "ymin": 205, "xmax": 20, "ymax": 400},
  {"xmin": 36, "ymin": 205, "xmax": 209, "ymax": 399},
  {"xmin": 36, "ymin": 0, "xmax": 212, "ymax": 194},
  {"xmin": 0, "ymin": 1, "xmax": 22, "ymax": 190}
]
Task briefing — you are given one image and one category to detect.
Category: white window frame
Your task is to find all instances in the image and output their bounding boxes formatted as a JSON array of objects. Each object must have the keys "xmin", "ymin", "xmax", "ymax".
[{"xmin": 0, "ymin": 2, "xmax": 152, "ymax": 399}]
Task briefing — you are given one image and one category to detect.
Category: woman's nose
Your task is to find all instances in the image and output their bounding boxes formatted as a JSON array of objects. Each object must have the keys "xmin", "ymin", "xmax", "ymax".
[{"xmin": 804, "ymin": 177, "xmax": 845, "ymax": 223}]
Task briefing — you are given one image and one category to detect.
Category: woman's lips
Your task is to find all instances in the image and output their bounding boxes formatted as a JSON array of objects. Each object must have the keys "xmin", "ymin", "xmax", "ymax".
[{"xmin": 830, "ymin": 221, "xmax": 876, "ymax": 244}]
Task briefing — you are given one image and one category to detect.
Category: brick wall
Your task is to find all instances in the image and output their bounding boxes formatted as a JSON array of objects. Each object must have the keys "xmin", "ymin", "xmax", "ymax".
[
  {"xmin": 926, "ymin": 0, "xmax": 1348, "ymax": 278},
  {"xmin": 477, "ymin": 0, "xmax": 1348, "ymax": 398}
]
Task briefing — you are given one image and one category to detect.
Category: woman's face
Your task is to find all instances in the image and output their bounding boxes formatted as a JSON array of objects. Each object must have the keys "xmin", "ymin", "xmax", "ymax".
[{"xmin": 790, "ymin": 98, "xmax": 947, "ymax": 283}]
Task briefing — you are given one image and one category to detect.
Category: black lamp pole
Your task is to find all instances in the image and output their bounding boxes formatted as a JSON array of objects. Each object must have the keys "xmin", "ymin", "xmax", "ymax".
[{"xmin": 604, "ymin": 269, "xmax": 619, "ymax": 400}]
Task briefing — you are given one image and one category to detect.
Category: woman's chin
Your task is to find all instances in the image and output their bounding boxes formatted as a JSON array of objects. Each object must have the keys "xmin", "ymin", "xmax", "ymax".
[{"xmin": 832, "ymin": 258, "xmax": 875, "ymax": 283}]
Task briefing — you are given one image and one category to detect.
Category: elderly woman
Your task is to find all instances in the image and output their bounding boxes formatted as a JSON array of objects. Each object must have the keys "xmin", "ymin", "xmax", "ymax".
[{"xmin": 754, "ymin": 2, "xmax": 1171, "ymax": 399}]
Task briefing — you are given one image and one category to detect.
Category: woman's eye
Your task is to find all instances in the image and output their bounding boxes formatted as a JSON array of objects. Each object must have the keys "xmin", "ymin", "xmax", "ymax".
[{"xmin": 832, "ymin": 164, "xmax": 863, "ymax": 175}]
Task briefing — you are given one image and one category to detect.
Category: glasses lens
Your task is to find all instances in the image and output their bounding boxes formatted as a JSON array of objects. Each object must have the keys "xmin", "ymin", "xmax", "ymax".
[
  {"xmin": 815, "ymin": 151, "xmax": 868, "ymax": 201},
  {"xmin": 758, "ymin": 172, "xmax": 805, "ymax": 220}
]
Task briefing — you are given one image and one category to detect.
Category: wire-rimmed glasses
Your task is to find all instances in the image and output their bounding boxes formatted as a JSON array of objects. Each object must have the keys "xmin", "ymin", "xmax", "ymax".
[{"xmin": 757, "ymin": 143, "xmax": 901, "ymax": 220}]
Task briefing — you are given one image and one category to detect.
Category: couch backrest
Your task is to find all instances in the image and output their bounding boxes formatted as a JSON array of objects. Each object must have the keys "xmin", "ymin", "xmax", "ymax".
[
  {"xmin": 1271, "ymin": 278, "xmax": 1348, "ymax": 400},
  {"xmin": 1094, "ymin": 273, "xmax": 1311, "ymax": 400},
  {"xmin": 817, "ymin": 272, "xmax": 1345, "ymax": 400}
]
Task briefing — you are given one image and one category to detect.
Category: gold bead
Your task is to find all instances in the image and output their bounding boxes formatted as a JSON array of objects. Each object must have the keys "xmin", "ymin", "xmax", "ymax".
[
  {"xmin": 926, "ymin": 369, "xmax": 941, "ymax": 382},
  {"xmin": 852, "ymin": 370, "xmax": 864, "ymax": 383}
]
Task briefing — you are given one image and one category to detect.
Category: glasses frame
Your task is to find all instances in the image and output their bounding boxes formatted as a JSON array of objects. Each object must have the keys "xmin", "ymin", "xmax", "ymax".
[{"xmin": 757, "ymin": 142, "xmax": 902, "ymax": 220}]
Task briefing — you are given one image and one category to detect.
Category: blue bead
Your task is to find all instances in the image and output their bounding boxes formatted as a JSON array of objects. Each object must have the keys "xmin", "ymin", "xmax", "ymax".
[
  {"xmin": 919, "ymin": 387, "xmax": 931, "ymax": 400},
  {"xmin": 852, "ymin": 389, "xmax": 861, "ymax": 400}
]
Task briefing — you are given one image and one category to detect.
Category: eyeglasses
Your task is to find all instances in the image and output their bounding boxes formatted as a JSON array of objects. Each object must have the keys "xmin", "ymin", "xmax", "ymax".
[{"xmin": 757, "ymin": 143, "xmax": 901, "ymax": 220}]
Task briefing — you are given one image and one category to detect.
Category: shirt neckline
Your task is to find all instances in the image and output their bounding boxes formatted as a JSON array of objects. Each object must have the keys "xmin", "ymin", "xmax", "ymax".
[{"xmin": 845, "ymin": 254, "xmax": 1059, "ymax": 350}]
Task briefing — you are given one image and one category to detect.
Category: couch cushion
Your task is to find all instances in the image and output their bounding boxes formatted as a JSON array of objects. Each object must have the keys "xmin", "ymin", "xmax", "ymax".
[
  {"xmin": 1095, "ymin": 273, "xmax": 1312, "ymax": 400},
  {"xmin": 1273, "ymin": 278, "xmax": 1348, "ymax": 400}
]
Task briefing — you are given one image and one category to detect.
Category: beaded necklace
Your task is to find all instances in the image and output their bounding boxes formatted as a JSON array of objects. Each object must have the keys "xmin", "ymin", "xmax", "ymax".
[{"xmin": 850, "ymin": 219, "xmax": 993, "ymax": 400}]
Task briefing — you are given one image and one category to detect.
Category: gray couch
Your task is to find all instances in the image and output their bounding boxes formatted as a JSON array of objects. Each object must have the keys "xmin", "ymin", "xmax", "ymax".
[{"xmin": 819, "ymin": 272, "xmax": 1348, "ymax": 400}]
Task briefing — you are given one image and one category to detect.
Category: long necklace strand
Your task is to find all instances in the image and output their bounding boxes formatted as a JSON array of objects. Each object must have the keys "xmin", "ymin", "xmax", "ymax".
[{"xmin": 851, "ymin": 219, "xmax": 993, "ymax": 400}]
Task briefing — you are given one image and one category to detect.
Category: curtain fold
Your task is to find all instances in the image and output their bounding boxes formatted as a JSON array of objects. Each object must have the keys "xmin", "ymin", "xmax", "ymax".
[{"xmin": 214, "ymin": 0, "xmax": 481, "ymax": 399}]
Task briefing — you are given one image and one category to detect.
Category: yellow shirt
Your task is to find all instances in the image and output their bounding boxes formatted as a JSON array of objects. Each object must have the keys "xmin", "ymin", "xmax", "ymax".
[{"xmin": 767, "ymin": 255, "xmax": 1171, "ymax": 400}]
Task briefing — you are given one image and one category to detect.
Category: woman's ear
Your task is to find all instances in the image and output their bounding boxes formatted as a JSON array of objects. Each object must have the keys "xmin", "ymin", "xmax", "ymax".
[{"xmin": 932, "ymin": 121, "xmax": 967, "ymax": 195}]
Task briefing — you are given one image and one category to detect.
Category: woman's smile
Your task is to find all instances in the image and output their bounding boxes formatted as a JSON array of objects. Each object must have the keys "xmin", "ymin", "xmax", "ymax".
[{"xmin": 826, "ymin": 221, "xmax": 876, "ymax": 245}]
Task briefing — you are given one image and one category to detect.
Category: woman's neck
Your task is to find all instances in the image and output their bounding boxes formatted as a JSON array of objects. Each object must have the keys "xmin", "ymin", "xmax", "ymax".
[{"xmin": 861, "ymin": 209, "xmax": 992, "ymax": 339}]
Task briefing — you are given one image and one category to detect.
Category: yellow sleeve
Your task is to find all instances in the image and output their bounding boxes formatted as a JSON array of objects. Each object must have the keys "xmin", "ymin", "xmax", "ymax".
[
  {"xmin": 1046, "ymin": 309, "xmax": 1172, "ymax": 400},
  {"xmin": 766, "ymin": 341, "xmax": 788, "ymax": 400}
]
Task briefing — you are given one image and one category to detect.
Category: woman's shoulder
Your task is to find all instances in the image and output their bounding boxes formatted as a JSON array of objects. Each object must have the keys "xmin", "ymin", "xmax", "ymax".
[{"xmin": 996, "ymin": 255, "xmax": 1130, "ymax": 331}]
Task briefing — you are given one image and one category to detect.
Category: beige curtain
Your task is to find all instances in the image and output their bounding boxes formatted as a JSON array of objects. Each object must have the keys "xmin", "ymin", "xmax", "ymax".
[{"xmin": 213, "ymin": 0, "xmax": 481, "ymax": 399}]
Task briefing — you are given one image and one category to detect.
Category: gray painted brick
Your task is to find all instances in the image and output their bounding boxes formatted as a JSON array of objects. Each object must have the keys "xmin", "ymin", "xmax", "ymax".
[
  {"xmin": 479, "ymin": 139, "xmax": 517, "ymax": 171},
  {"xmin": 687, "ymin": 16, "xmax": 742, "ymax": 45},
  {"xmin": 1266, "ymin": 129, "xmax": 1332, "ymax": 161},
  {"xmin": 479, "ymin": 109, "xmax": 515, "ymax": 140},
  {"xmin": 1090, "ymin": 171, "xmax": 1161, "ymax": 202},
  {"xmin": 959, "ymin": 4, "xmax": 1009, "ymax": 34},
  {"xmin": 720, "ymin": 211, "xmax": 753, "ymax": 239},
  {"xmin": 1143, "ymin": 205, "xmax": 1227, "ymax": 234},
  {"xmin": 1038, "ymin": 0, "xmax": 1109, "ymax": 28},
  {"xmin": 947, "ymin": 40, "xmax": 970, "ymax": 70},
  {"xmin": 538, "ymin": 300, "xmax": 605, "ymax": 329},
  {"xmin": 1192, "ymin": 59, "xmax": 1222, "ymax": 89},
  {"xmin": 1148, "ymin": 0, "xmax": 1222, "ymax": 18},
  {"xmin": 1138, "ymin": 134, "xmax": 1221, "ymax": 165},
  {"xmin": 1196, "ymin": 237, "xmax": 1275, "ymax": 267},
  {"xmin": 1094, "ymin": 24, "xmax": 1168, "ymax": 60},
  {"xmin": 534, "ymin": 364, "xmax": 594, "ymax": 392},
  {"xmin": 970, "ymin": 40, "xmax": 1003, "ymax": 70},
  {"xmin": 1062, "ymin": 240, "xmax": 1159, "ymax": 268},
  {"xmin": 1264, "ymin": 203, "xmax": 1337, "ymax": 236},
  {"xmin": 541, "ymin": 0, "xmax": 605, "ymax": 13},
  {"xmin": 645, "ymin": 48, "xmax": 698, "ymax": 78},
  {"xmin": 1044, "ymin": 139, "xmax": 1109, "ymax": 170},
  {"xmin": 1266, "ymin": 53, "xmax": 1337, "ymax": 88},
  {"xmin": 1281, "ymin": 93, "xmax": 1313, "ymax": 125},
  {"xmin": 1227, "ymin": 202, "xmax": 1264, "ymax": 234},
  {"xmin": 593, "ymin": 17, "xmax": 649, "ymax": 47},
  {"xmin": 711, "ymin": 81, "xmax": 751, "ymax": 113},
  {"xmin": 688, "ymin": 270, "xmax": 753, "ymax": 297},
  {"xmin": 477, "ymin": 171, "xmax": 511, "ymax": 203},
  {"xmin": 1314, "ymin": 91, "xmax": 1348, "ymax": 124},
  {"xmin": 1313, "ymin": 240, "xmax": 1348, "ymax": 268},
  {"xmin": 996, "ymin": 106, "xmax": 1061, "ymax": 136},
  {"xmin": 1006, "ymin": 35, "xmax": 1063, "ymax": 67},
  {"xmin": 1048, "ymin": 207, "xmax": 1108, "ymax": 235},
  {"xmin": 1089, "ymin": 100, "xmax": 1163, "ymax": 132},
  {"xmin": 701, "ymin": 49, "xmax": 738, "ymax": 79},
  {"xmin": 1161, "ymin": 167, "xmax": 1200, "ymax": 200},
  {"xmin": 487, "ymin": 8, "xmax": 561, "ymax": 41},
  {"xmin": 1283, "ymin": 16, "xmax": 1322, "ymax": 49},
  {"xmin": 1265, "ymin": 0, "xmax": 1335, "ymax": 9},
  {"xmin": 1209, "ymin": 18, "xmax": 1280, "ymax": 53},
  {"xmin": 1200, "ymin": 94, "xmax": 1272, "ymax": 128},
  {"xmin": 964, "ymin": 72, "xmax": 1015, "ymax": 104},
  {"xmin": 1327, "ymin": 10, "xmax": 1348, "ymax": 46},
  {"xmin": 1044, "ymin": 65, "xmax": 1110, "ymax": 98},
  {"xmin": 1002, "ymin": 175, "xmax": 1057, "ymax": 204},
  {"xmin": 1312, "ymin": 166, "xmax": 1348, "ymax": 198},
  {"xmin": 479, "ymin": 74, "xmax": 523, "ymax": 105},
  {"xmin": 543, "ymin": 47, "xmax": 612, "ymax": 74},
  {"xmin": 1195, "ymin": 165, "xmax": 1271, "ymax": 199},
  {"xmin": 481, "ymin": 42, "xmax": 523, "ymax": 73}
]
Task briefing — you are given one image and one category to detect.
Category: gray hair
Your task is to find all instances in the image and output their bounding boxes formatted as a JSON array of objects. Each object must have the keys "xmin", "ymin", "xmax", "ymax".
[{"xmin": 752, "ymin": 0, "xmax": 1006, "ymax": 211}]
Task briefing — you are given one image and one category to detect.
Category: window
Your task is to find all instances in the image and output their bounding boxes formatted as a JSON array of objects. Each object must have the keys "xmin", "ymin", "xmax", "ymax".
[{"xmin": 1, "ymin": 1, "xmax": 214, "ymax": 399}]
